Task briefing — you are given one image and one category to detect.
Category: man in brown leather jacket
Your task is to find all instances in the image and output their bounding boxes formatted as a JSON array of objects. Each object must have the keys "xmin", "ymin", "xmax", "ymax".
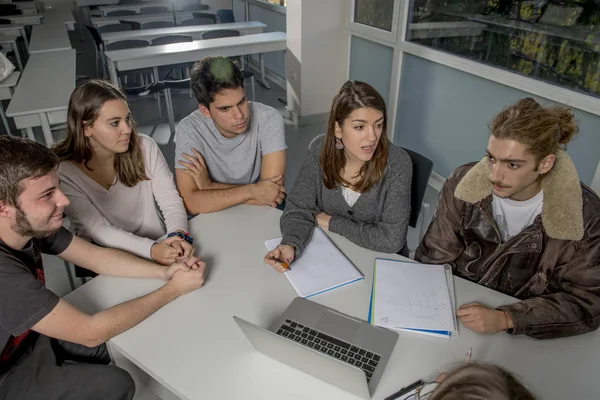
[{"xmin": 416, "ymin": 98, "xmax": 600, "ymax": 339}]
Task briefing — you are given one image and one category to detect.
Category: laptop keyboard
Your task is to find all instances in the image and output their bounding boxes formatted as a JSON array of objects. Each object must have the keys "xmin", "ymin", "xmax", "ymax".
[{"xmin": 276, "ymin": 319, "xmax": 381, "ymax": 383}]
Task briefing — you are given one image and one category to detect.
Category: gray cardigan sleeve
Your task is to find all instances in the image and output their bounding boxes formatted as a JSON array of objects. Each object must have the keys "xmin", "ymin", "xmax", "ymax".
[
  {"xmin": 279, "ymin": 138, "xmax": 321, "ymax": 256},
  {"xmin": 328, "ymin": 149, "xmax": 413, "ymax": 254}
]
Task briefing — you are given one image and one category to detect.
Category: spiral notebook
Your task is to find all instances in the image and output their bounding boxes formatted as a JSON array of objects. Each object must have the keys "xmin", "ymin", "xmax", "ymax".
[
  {"xmin": 264, "ymin": 228, "xmax": 364, "ymax": 298},
  {"xmin": 368, "ymin": 259, "xmax": 458, "ymax": 339}
]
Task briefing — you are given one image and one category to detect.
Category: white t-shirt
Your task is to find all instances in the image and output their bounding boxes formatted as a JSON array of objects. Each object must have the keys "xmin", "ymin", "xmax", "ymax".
[
  {"xmin": 341, "ymin": 186, "xmax": 361, "ymax": 207},
  {"xmin": 492, "ymin": 190, "xmax": 544, "ymax": 242}
]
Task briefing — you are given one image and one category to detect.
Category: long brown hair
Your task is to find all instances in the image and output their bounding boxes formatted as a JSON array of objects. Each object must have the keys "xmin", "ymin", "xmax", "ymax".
[
  {"xmin": 490, "ymin": 97, "xmax": 579, "ymax": 164},
  {"xmin": 53, "ymin": 79, "xmax": 148, "ymax": 187},
  {"xmin": 430, "ymin": 364, "xmax": 536, "ymax": 400},
  {"xmin": 321, "ymin": 80, "xmax": 389, "ymax": 193}
]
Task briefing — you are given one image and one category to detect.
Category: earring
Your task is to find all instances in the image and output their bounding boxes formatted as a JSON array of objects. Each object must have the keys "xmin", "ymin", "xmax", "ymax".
[{"xmin": 335, "ymin": 137, "xmax": 344, "ymax": 150}]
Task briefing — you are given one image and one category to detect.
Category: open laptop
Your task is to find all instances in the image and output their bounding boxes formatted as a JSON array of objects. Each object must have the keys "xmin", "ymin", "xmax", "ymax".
[{"xmin": 234, "ymin": 297, "xmax": 398, "ymax": 399}]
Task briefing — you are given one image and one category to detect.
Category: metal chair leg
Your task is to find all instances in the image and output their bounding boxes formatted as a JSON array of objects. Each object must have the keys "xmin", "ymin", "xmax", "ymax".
[
  {"xmin": 63, "ymin": 260, "xmax": 76, "ymax": 291},
  {"xmin": 153, "ymin": 67, "xmax": 162, "ymax": 119},
  {"xmin": 0, "ymin": 101, "xmax": 12, "ymax": 135},
  {"xmin": 165, "ymin": 88, "xmax": 175, "ymax": 136}
]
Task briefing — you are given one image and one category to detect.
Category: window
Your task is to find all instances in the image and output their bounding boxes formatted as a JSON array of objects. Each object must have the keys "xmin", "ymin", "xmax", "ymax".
[
  {"xmin": 354, "ymin": 0, "xmax": 395, "ymax": 31},
  {"xmin": 264, "ymin": 0, "xmax": 286, "ymax": 6},
  {"xmin": 406, "ymin": 0, "xmax": 600, "ymax": 99}
]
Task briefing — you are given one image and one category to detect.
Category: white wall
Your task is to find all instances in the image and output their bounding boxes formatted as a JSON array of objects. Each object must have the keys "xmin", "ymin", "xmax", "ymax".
[
  {"xmin": 286, "ymin": 0, "xmax": 349, "ymax": 118},
  {"xmin": 248, "ymin": 2, "xmax": 286, "ymax": 77},
  {"xmin": 285, "ymin": 0, "xmax": 302, "ymax": 114}
]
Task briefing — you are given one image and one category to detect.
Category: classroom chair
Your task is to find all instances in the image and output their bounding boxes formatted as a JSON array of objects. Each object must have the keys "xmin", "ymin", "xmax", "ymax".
[
  {"xmin": 216, "ymin": 9, "xmax": 235, "ymax": 23},
  {"xmin": 125, "ymin": 78, "xmax": 192, "ymax": 137},
  {"xmin": 106, "ymin": 10, "xmax": 137, "ymax": 17},
  {"xmin": 105, "ymin": 39, "xmax": 152, "ymax": 88},
  {"xmin": 105, "ymin": 39, "xmax": 149, "ymax": 50},
  {"xmin": 191, "ymin": 12, "xmax": 216, "ymax": 23},
  {"xmin": 141, "ymin": 20, "xmax": 174, "ymax": 29},
  {"xmin": 179, "ymin": 3, "xmax": 209, "ymax": 11},
  {"xmin": 179, "ymin": 17, "xmax": 215, "ymax": 26},
  {"xmin": 140, "ymin": 6, "xmax": 170, "ymax": 14},
  {"xmin": 120, "ymin": 19, "xmax": 142, "ymax": 30},
  {"xmin": 86, "ymin": 25, "xmax": 108, "ymax": 78},
  {"xmin": 151, "ymin": 34, "xmax": 194, "ymax": 108},
  {"xmin": 401, "ymin": 147, "xmax": 434, "ymax": 252},
  {"xmin": 91, "ymin": 24, "xmax": 134, "ymax": 78},
  {"xmin": 201, "ymin": 29, "xmax": 255, "ymax": 100},
  {"xmin": 151, "ymin": 35, "xmax": 193, "ymax": 46},
  {"xmin": 97, "ymin": 23, "xmax": 133, "ymax": 33}
]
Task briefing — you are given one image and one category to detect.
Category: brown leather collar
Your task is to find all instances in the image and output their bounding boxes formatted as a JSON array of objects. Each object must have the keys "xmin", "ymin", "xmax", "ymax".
[{"xmin": 454, "ymin": 150, "xmax": 584, "ymax": 241}]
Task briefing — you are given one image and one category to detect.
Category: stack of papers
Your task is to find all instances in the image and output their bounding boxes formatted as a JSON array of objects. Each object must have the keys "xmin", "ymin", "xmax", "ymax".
[
  {"xmin": 265, "ymin": 228, "xmax": 364, "ymax": 298},
  {"xmin": 368, "ymin": 258, "xmax": 458, "ymax": 338}
]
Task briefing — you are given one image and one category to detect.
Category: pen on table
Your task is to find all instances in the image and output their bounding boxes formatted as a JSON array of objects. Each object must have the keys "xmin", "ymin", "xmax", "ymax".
[
  {"xmin": 384, "ymin": 379, "xmax": 424, "ymax": 400},
  {"xmin": 465, "ymin": 347, "xmax": 472, "ymax": 364}
]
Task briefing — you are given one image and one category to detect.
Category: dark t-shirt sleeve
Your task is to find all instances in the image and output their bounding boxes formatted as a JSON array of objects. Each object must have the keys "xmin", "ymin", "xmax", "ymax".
[
  {"xmin": 40, "ymin": 226, "xmax": 73, "ymax": 255},
  {"xmin": 0, "ymin": 228, "xmax": 71, "ymax": 336}
]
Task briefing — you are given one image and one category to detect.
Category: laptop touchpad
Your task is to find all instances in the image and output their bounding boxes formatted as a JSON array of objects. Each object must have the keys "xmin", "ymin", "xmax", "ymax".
[{"xmin": 317, "ymin": 311, "xmax": 360, "ymax": 342}]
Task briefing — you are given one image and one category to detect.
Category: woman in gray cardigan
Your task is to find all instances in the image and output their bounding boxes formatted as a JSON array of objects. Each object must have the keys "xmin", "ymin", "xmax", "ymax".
[{"xmin": 265, "ymin": 81, "xmax": 413, "ymax": 272}]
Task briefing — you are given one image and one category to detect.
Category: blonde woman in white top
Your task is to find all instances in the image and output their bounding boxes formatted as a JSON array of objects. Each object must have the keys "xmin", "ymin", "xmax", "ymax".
[{"xmin": 54, "ymin": 79, "xmax": 193, "ymax": 265}]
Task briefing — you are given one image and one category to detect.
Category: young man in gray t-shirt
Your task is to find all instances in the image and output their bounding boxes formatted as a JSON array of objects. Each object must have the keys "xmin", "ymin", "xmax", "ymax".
[{"xmin": 175, "ymin": 56, "xmax": 287, "ymax": 214}]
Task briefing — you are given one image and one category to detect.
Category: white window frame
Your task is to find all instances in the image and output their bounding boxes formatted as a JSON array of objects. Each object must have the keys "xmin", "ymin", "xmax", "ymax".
[{"xmin": 348, "ymin": 0, "xmax": 402, "ymax": 45}]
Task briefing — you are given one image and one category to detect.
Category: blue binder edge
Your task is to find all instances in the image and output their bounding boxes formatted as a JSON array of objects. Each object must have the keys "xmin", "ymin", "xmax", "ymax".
[
  {"xmin": 402, "ymin": 328, "xmax": 452, "ymax": 337},
  {"xmin": 304, "ymin": 276, "xmax": 364, "ymax": 299},
  {"xmin": 367, "ymin": 260, "xmax": 377, "ymax": 323}
]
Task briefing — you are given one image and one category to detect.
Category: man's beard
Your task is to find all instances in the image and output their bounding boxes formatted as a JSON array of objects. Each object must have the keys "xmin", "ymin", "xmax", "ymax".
[{"xmin": 12, "ymin": 205, "xmax": 59, "ymax": 239}]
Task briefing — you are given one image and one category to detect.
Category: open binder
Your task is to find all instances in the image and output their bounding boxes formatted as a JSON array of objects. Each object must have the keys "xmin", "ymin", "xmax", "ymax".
[{"xmin": 368, "ymin": 258, "xmax": 458, "ymax": 338}]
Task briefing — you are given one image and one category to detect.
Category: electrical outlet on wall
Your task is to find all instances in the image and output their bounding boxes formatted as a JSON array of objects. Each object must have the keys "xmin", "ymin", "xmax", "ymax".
[{"xmin": 291, "ymin": 70, "xmax": 297, "ymax": 80}]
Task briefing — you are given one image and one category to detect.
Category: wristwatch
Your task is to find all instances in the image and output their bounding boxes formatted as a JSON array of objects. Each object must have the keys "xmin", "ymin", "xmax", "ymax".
[{"xmin": 167, "ymin": 231, "xmax": 194, "ymax": 245}]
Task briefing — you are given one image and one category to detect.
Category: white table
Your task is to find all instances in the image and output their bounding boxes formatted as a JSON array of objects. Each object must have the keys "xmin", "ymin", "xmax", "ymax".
[
  {"xmin": 98, "ymin": 0, "xmax": 211, "ymax": 15},
  {"xmin": 64, "ymin": 205, "xmax": 600, "ymax": 400},
  {"xmin": 29, "ymin": 23, "xmax": 72, "ymax": 53},
  {"xmin": 43, "ymin": 4, "xmax": 76, "ymax": 30},
  {"xmin": 0, "ymin": 34, "xmax": 24, "ymax": 70},
  {"xmin": 98, "ymin": 0, "xmax": 172, "ymax": 16},
  {"xmin": 105, "ymin": 31, "xmax": 286, "ymax": 89},
  {"xmin": 101, "ymin": 20, "xmax": 266, "ymax": 45},
  {"xmin": 3, "ymin": 13, "xmax": 43, "ymax": 25},
  {"xmin": 0, "ymin": 70, "xmax": 20, "ymax": 134},
  {"xmin": 91, "ymin": 9, "xmax": 216, "ymax": 28},
  {"xmin": 6, "ymin": 49, "xmax": 75, "ymax": 146},
  {"xmin": 173, "ymin": 9, "xmax": 215, "ymax": 23},
  {"xmin": 91, "ymin": 12, "xmax": 174, "ymax": 28},
  {"xmin": 0, "ymin": 24, "xmax": 29, "ymax": 52}
]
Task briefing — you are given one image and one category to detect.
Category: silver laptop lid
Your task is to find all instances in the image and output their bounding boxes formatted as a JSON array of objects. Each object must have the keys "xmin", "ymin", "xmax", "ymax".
[
  {"xmin": 270, "ymin": 297, "xmax": 399, "ymax": 394},
  {"xmin": 234, "ymin": 316, "xmax": 371, "ymax": 399}
]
